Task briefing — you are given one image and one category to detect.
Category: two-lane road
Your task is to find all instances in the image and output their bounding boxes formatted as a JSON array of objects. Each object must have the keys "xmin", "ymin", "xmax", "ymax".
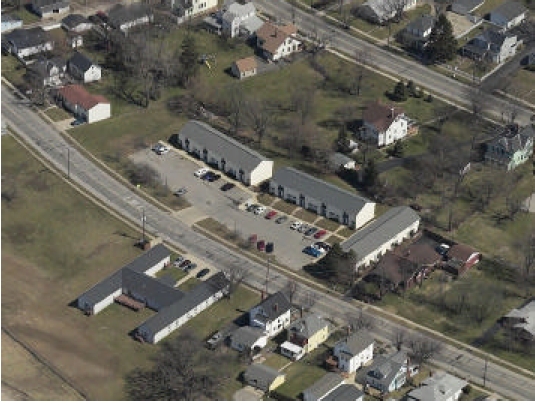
[{"xmin": 2, "ymin": 85, "xmax": 535, "ymax": 400}]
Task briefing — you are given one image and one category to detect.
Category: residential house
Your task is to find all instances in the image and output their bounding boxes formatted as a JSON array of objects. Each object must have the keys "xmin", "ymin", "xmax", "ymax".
[
  {"xmin": 451, "ymin": 0, "xmax": 484, "ymax": 15},
  {"xmin": 302, "ymin": 373, "xmax": 345, "ymax": 401},
  {"xmin": 243, "ymin": 363, "xmax": 286, "ymax": 392},
  {"xmin": 406, "ymin": 371, "xmax": 467, "ymax": 401},
  {"xmin": 365, "ymin": 351, "xmax": 417, "ymax": 393},
  {"xmin": 2, "ymin": 27, "xmax": 54, "ymax": 59},
  {"xmin": 330, "ymin": 152, "xmax": 357, "ymax": 171},
  {"xmin": 366, "ymin": 252, "xmax": 424, "ymax": 292},
  {"xmin": 171, "ymin": 0, "xmax": 218, "ymax": 24},
  {"xmin": 280, "ymin": 341, "xmax": 306, "ymax": 361},
  {"xmin": 231, "ymin": 56, "xmax": 257, "ymax": 80},
  {"xmin": 333, "ymin": 329, "xmax": 374, "ymax": 373},
  {"xmin": 108, "ymin": 3, "xmax": 153, "ymax": 34},
  {"xmin": 230, "ymin": 326, "xmax": 268, "ymax": 353},
  {"xmin": 484, "ymin": 124, "xmax": 534, "ymax": 170},
  {"xmin": 32, "ymin": 0, "xmax": 70, "ymax": 18},
  {"xmin": 61, "ymin": 14, "xmax": 93, "ymax": 33},
  {"xmin": 341, "ymin": 206, "xmax": 420, "ymax": 270},
  {"xmin": 270, "ymin": 167, "xmax": 376, "ymax": 229},
  {"xmin": 361, "ymin": 101, "xmax": 409, "ymax": 147},
  {"xmin": 27, "ymin": 57, "xmax": 66, "ymax": 86},
  {"xmin": 321, "ymin": 384, "xmax": 364, "ymax": 401},
  {"xmin": 56, "ymin": 84, "xmax": 110, "ymax": 123},
  {"xmin": 1, "ymin": 14, "xmax": 23, "ymax": 33},
  {"xmin": 221, "ymin": 1, "xmax": 264, "ymax": 38},
  {"xmin": 444, "ymin": 243, "xmax": 481, "ymax": 276},
  {"xmin": 499, "ymin": 301, "xmax": 535, "ymax": 341},
  {"xmin": 256, "ymin": 22, "xmax": 302, "ymax": 62},
  {"xmin": 488, "ymin": 1, "xmax": 527, "ymax": 30},
  {"xmin": 358, "ymin": 0, "xmax": 419, "ymax": 24},
  {"xmin": 399, "ymin": 14, "xmax": 435, "ymax": 50},
  {"xmin": 174, "ymin": 120, "xmax": 273, "ymax": 186},
  {"xmin": 249, "ymin": 291, "xmax": 292, "ymax": 338},
  {"xmin": 68, "ymin": 52, "xmax": 101, "ymax": 83},
  {"xmin": 286, "ymin": 313, "xmax": 330, "ymax": 355},
  {"xmin": 462, "ymin": 28, "xmax": 518, "ymax": 63}
]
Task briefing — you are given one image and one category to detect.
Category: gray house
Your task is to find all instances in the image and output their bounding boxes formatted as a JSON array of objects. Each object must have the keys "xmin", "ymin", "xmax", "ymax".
[
  {"xmin": 399, "ymin": 14, "xmax": 435, "ymax": 50},
  {"xmin": 108, "ymin": 3, "xmax": 153, "ymax": 34},
  {"xmin": 175, "ymin": 120, "xmax": 273, "ymax": 186},
  {"xmin": 406, "ymin": 371, "xmax": 467, "ymax": 401},
  {"xmin": 230, "ymin": 326, "xmax": 268, "ymax": 352},
  {"xmin": 451, "ymin": 0, "xmax": 484, "ymax": 15},
  {"xmin": 32, "ymin": 0, "xmax": 70, "ymax": 18},
  {"xmin": 462, "ymin": 28, "xmax": 518, "ymax": 63},
  {"xmin": 2, "ymin": 27, "xmax": 54, "ymax": 59},
  {"xmin": 270, "ymin": 167, "xmax": 375, "ymax": 229},
  {"xmin": 303, "ymin": 373, "xmax": 345, "ymax": 401},
  {"xmin": 488, "ymin": 1, "xmax": 527, "ymax": 30},
  {"xmin": 484, "ymin": 125, "xmax": 534, "ymax": 170},
  {"xmin": 61, "ymin": 14, "xmax": 93, "ymax": 32},
  {"xmin": 221, "ymin": 1, "xmax": 264, "ymax": 38},
  {"xmin": 321, "ymin": 384, "xmax": 364, "ymax": 401},
  {"xmin": 365, "ymin": 351, "xmax": 415, "ymax": 393},
  {"xmin": 27, "ymin": 56, "xmax": 66, "ymax": 86},
  {"xmin": 249, "ymin": 291, "xmax": 292, "ymax": 338},
  {"xmin": 333, "ymin": 329, "xmax": 375, "ymax": 373},
  {"xmin": 243, "ymin": 363, "xmax": 286, "ymax": 392}
]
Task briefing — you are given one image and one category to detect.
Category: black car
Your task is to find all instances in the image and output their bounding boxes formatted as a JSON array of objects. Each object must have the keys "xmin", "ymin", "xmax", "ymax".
[
  {"xmin": 275, "ymin": 215, "xmax": 288, "ymax": 224},
  {"xmin": 201, "ymin": 170, "xmax": 215, "ymax": 180},
  {"xmin": 221, "ymin": 182, "xmax": 235, "ymax": 191},
  {"xmin": 183, "ymin": 263, "xmax": 197, "ymax": 272},
  {"xmin": 196, "ymin": 268, "xmax": 210, "ymax": 278},
  {"xmin": 305, "ymin": 226, "xmax": 318, "ymax": 237}
]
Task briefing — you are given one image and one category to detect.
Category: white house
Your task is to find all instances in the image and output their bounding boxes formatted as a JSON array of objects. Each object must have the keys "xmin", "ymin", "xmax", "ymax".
[
  {"xmin": 27, "ymin": 57, "xmax": 66, "ymax": 87},
  {"xmin": 406, "ymin": 371, "xmax": 467, "ymax": 401},
  {"xmin": 1, "ymin": 14, "xmax": 23, "ymax": 33},
  {"xmin": 171, "ymin": 0, "xmax": 218, "ymax": 24},
  {"xmin": 359, "ymin": 0, "xmax": 419, "ymax": 24},
  {"xmin": 57, "ymin": 84, "xmax": 110, "ymax": 123},
  {"xmin": 400, "ymin": 14, "xmax": 435, "ymax": 50},
  {"xmin": 462, "ymin": 28, "xmax": 518, "ymax": 63},
  {"xmin": 270, "ymin": 167, "xmax": 376, "ymax": 229},
  {"xmin": 333, "ymin": 329, "xmax": 375, "ymax": 373},
  {"xmin": 32, "ymin": 0, "xmax": 70, "ymax": 18},
  {"xmin": 330, "ymin": 152, "xmax": 357, "ymax": 171},
  {"xmin": 365, "ymin": 351, "xmax": 418, "ymax": 393},
  {"xmin": 489, "ymin": 1, "xmax": 527, "ymax": 30},
  {"xmin": 303, "ymin": 373, "xmax": 345, "ymax": 401},
  {"xmin": 3, "ymin": 27, "xmax": 54, "ymax": 59},
  {"xmin": 61, "ymin": 14, "xmax": 93, "ymax": 33},
  {"xmin": 230, "ymin": 326, "xmax": 268, "ymax": 352},
  {"xmin": 231, "ymin": 56, "xmax": 257, "ymax": 80},
  {"xmin": 361, "ymin": 101, "xmax": 409, "ymax": 147},
  {"xmin": 68, "ymin": 52, "xmax": 101, "ymax": 83},
  {"xmin": 256, "ymin": 22, "xmax": 302, "ymax": 62},
  {"xmin": 341, "ymin": 206, "xmax": 420, "ymax": 270},
  {"xmin": 108, "ymin": 3, "xmax": 153, "ymax": 34},
  {"xmin": 221, "ymin": 1, "xmax": 264, "ymax": 38},
  {"xmin": 175, "ymin": 120, "xmax": 273, "ymax": 186},
  {"xmin": 249, "ymin": 291, "xmax": 292, "ymax": 338}
]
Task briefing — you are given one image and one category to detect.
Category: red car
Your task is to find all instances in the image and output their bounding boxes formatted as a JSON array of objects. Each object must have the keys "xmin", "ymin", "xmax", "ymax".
[
  {"xmin": 257, "ymin": 240, "xmax": 266, "ymax": 251},
  {"xmin": 314, "ymin": 229, "xmax": 327, "ymax": 239},
  {"xmin": 265, "ymin": 210, "xmax": 277, "ymax": 219}
]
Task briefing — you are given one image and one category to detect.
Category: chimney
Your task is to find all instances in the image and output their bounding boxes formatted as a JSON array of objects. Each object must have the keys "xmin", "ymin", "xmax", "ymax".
[
  {"xmin": 346, "ymin": 325, "xmax": 351, "ymax": 336},
  {"xmin": 390, "ymin": 107, "xmax": 395, "ymax": 118},
  {"xmin": 406, "ymin": 356, "xmax": 411, "ymax": 381},
  {"xmin": 273, "ymin": 303, "xmax": 279, "ymax": 313}
]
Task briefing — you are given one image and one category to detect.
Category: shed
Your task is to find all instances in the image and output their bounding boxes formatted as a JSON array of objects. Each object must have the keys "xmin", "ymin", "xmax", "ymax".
[
  {"xmin": 231, "ymin": 56, "xmax": 257, "ymax": 80},
  {"xmin": 243, "ymin": 363, "xmax": 286, "ymax": 392}
]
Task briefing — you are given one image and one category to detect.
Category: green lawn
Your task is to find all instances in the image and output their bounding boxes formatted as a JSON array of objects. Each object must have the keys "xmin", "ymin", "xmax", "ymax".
[
  {"xmin": 273, "ymin": 199, "xmax": 300, "ymax": 215},
  {"xmin": 316, "ymin": 217, "xmax": 342, "ymax": 232},
  {"xmin": 262, "ymin": 352, "xmax": 292, "ymax": 370},
  {"xmin": 293, "ymin": 208, "xmax": 319, "ymax": 223},
  {"xmin": 257, "ymin": 193, "xmax": 277, "ymax": 206},
  {"xmin": 44, "ymin": 107, "xmax": 72, "ymax": 122},
  {"xmin": 1, "ymin": 54, "xmax": 26, "ymax": 88}
]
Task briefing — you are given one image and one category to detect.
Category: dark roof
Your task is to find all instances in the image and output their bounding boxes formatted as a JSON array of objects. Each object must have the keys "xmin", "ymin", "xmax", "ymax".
[
  {"xmin": 68, "ymin": 52, "xmax": 94, "ymax": 72},
  {"xmin": 58, "ymin": 84, "xmax": 109, "ymax": 110},
  {"xmin": 4, "ymin": 27, "xmax": 50, "ymax": 50},
  {"xmin": 321, "ymin": 384, "xmax": 364, "ymax": 401},
  {"xmin": 231, "ymin": 326, "xmax": 266, "ymax": 347},
  {"xmin": 178, "ymin": 120, "xmax": 271, "ymax": 172},
  {"xmin": 138, "ymin": 272, "xmax": 229, "ymax": 334},
  {"xmin": 62, "ymin": 13, "xmax": 91, "ymax": 29},
  {"xmin": 28, "ymin": 57, "xmax": 65, "ymax": 77},
  {"xmin": 369, "ymin": 252, "xmax": 418, "ymax": 286},
  {"xmin": 32, "ymin": 0, "xmax": 70, "ymax": 13},
  {"xmin": 303, "ymin": 373, "xmax": 344, "ymax": 400},
  {"xmin": 363, "ymin": 101, "xmax": 404, "ymax": 132},
  {"xmin": 271, "ymin": 167, "xmax": 372, "ymax": 216},
  {"xmin": 341, "ymin": 206, "xmax": 420, "ymax": 261},
  {"xmin": 405, "ymin": 14, "xmax": 435, "ymax": 33},
  {"xmin": 252, "ymin": 291, "xmax": 292, "ymax": 321},
  {"xmin": 108, "ymin": 3, "xmax": 151, "ymax": 28},
  {"xmin": 2, "ymin": 14, "xmax": 22, "ymax": 23},
  {"xmin": 490, "ymin": 1, "xmax": 527, "ymax": 22},
  {"xmin": 289, "ymin": 313, "xmax": 330, "ymax": 339},
  {"xmin": 121, "ymin": 268, "xmax": 184, "ymax": 309},
  {"xmin": 400, "ymin": 243, "xmax": 442, "ymax": 266},
  {"xmin": 486, "ymin": 125, "xmax": 534, "ymax": 155},
  {"xmin": 123, "ymin": 243, "xmax": 170, "ymax": 273},
  {"xmin": 244, "ymin": 363, "xmax": 283, "ymax": 390},
  {"xmin": 367, "ymin": 351, "xmax": 407, "ymax": 388},
  {"xmin": 452, "ymin": 0, "xmax": 484, "ymax": 12},
  {"xmin": 446, "ymin": 244, "xmax": 479, "ymax": 262},
  {"xmin": 335, "ymin": 329, "xmax": 374, "ymax": 356}
]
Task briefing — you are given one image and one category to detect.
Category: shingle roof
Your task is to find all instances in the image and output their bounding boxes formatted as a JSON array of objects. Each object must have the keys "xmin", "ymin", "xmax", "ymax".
[
  {"xmin": 108, "ymin": 3, "xmax": 151, "ymax": 28},
  {"xmin": 231, "ymin": 326, "xmax": 266, "ymax": 348},
  {"xmin": 225, "ymin": 1, "xmax": 256, "ymax": 18},
  {"xmin": 330, "ymin": 152, "xmax": 355, "ymax": 168},
  {"xmin": 4, "ymin": 27, "xmax": 50, "ymax": 50},
  {"xmin": 490, "ymin": 1, "xmax": 527, "ymax": 22},
  {"xmin": 503, "ymin": 301, "xmax": 535, "ymax": 336},
  {"xmin": 58, "ymin": 84, "xmax": 109, "ymax": 110},
  {"xmin": 367, "ymin": 351, "xmax": 407, "ymax": 387},
  {"xmin": 234, "ymin": 56, "xmax": 257, "ymax": 73},
  {"xmin": 321, "ymin": 384, "xmax": 364, "ymax": 401},
  {"xmin": 179, "ymin": 120, "xmax": 271, "ymax": 172},
  {"xmin": 370, "ymin": 252, "xmax": 417, "ymax": 285},
  {"xmin": 256, "ymin": 22, "xmax": 297, "ymax": 54},
  {"xmin": 252, "ymin": 291, "xmax": 292, "ymax": 322},
  {"xmin": 407, "ymin": 372, "xmax": 467, "ymax": 401},
  {"xmin": 363, "ymin": 101, "xmax": 405, "ymax": 133},
  {"xmin": 405, "ymin": 14, "xmax": 435, "ymax": 33},
  {"xmin": 289, "ymin": 313, "xmax": 329, "ymax": 339},
  {"xmin": 62, "ymin": 13, "xmax": 91, "ymax": 30},
  {"xmin": 28, "ymin": 57, "xmax": 65, "ymax": 78},
  {"xmin": 244, "ymin": 363, "xmax": 283, "ymax": 390},
  {"xmin": 271, "ymin": 167, "xmax": 372, "ymax": 216},
  {"xmin": 68, "ymin": 52, "xmax": 94, "ymax": 72},
  {"xmin": 452, "ymin": 0, "xmax": 484, "ymax": 12},
  {"xmin": 341, "ymin": 206, "xmax": 420, "ymax": 260},
  {"xmin": 303, "ymin": 373, "xmax": 344, "ymax": 400},
  {"xmin": 33, "ymin": 0, "xmax": 69, "ymax": 13},
  {"xmin": 335, "ymin": 329, "xmax": 374, "ymax": 356},
  {"xmin": 446, "ymin": 243, "xmax": 479, "ymax": 262},
  {"xmin": 121, "ymin": 268, "xmax": 184, "ymax": 309},
  {"xmin": 2, "ymin": 14, "xmax": 22, "ymax": 23}
]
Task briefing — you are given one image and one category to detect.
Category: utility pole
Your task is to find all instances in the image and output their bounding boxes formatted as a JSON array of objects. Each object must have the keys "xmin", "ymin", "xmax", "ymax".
[
  {"xmin": 265, "ymin": 257, "xmax": 270, "ymax": 297},
  {"xmin": 67, "ymin": 147, "xmax": 70, "ymax": 179},
  {"xmin": 141, "ymin": 207, "xmax": 146, "ymax": 245},
  {"xmin": 483, "ymin": 358, "xmax": 488, "ymax": 387}
]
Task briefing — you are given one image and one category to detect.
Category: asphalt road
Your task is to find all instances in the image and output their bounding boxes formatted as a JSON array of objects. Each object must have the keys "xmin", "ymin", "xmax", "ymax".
[
  {"xmin": 254, "ymin": 0, "xmax": 535, "ymax": 126},
  {"xmin": 2, "ymin": 84, "xmax": 535, "ymax": 400}
]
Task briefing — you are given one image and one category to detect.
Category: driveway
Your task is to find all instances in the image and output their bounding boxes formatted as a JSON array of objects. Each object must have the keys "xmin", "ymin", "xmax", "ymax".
[{"xmin": 233, "ymin": 386, "xmax": 264, "ymax": 401}]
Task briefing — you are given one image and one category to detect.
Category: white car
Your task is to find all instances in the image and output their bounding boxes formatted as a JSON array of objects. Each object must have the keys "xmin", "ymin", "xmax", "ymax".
[
  {"xmin": 290, "ymin": 221, "xmax": 303, "ymax": 230},
  {"xmin": 194, "ymin": 167, "xmax": 210, "ymax": 177},
  {"xmin": 153, "ymin": 143, "xmax": 169, "ymax": 155},
  {"xmin": 254, "ymin": 206, "xmax": 266, "ymax": 215}
]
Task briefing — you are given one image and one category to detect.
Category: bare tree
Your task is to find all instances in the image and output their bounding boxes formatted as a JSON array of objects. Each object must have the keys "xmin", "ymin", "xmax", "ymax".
[
  {"xmin": 346, "ymin": 310, "xmax": 375, "ymax": 331},
  {"xmin": 224, "ymin": 84, "xmax": 247, "ymax": 137},
  {"xmin": 377, "ymin": 0, "xmax": 409, "ymax": 46},
  {"xmin": 408, "ymin": 336, "xmax": 442, "ymax": 365},
  {"xmin": 298, "ymin": 290, "xmax": 319, "ymax": 316},
  {"xmin": 246, "ymin": 98, "xmax": 275, "ymax": 146},
  {"xmin": 393, "ymin": 328, "xmax": 406, "ymax": 351},
  {"xmin": 283, "ymin": 279, "xmax": 300, "ymax": 305},
  {"xmin": 353, "ymin": 47, "xmax": 372, "ymax": 96},
  {"xmin": 291, "ymin": 84, "xmax": 316, "ymax": 126},
  {"xmin": 224, "ymin": 267, "xmax": 250, "ymax": 298},
  {"xmin": 514, "ymin": 226, "xmax": 535, "ymax": 296}
]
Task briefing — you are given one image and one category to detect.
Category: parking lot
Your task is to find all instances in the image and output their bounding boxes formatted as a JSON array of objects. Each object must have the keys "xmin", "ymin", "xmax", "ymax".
[{"xmin": 130, "ymin": 144, "xmax": 333, "ymax": 270}]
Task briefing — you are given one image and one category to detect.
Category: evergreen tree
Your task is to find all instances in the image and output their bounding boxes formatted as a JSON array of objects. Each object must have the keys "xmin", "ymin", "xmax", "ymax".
[
  {"xmin": 426, "ymin": 14, "xmax": 458, "ymax": 63},
  {"xmin": 363, "ymin": 159, "xmax": 379, "ymax": 189},
  {"xmin": 179, "ymin": 34, "xmax": 199, "ymax": 87},
  {"xmin": 393, "ymin": 81, "xmax": 407, "ymax": 102},
  {"xmin": 406, "ymin": 80, "xmax": 416, "ymax": 97}
]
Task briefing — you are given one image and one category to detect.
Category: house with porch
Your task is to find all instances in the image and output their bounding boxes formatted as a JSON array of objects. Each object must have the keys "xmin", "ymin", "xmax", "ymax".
[
  {"xmin": 221, "ymin": 1, "xmax": 264, "ymax": 38},
  {"xmin": 249, "ymin": 291, "xmax": 292, "ymax": 338},
  {"xmin": 333, "ymin": 329, "xmax": 375, "ymax": 373},
  {"xmin": 488, "ymin": 1, "xmax": 527, "ymax": 30},
  {"xmin": 3, "ymin": 27, "xmax": 54, "ymax": 59},
  {"xmin": 256, "ymin": 22, "xmax": 302, "ymax": 62},
  {"xmin": 175, "ymin": 120, "xmax": 273, "ymax": 186},
  {"xmin": 484, "ymin": 124, "xmax": 534, "ymax": 170},
  {"xmin": 285, "ymin": 313, "xmax": 330, "ymax": 355},
  {"xmin": 270, "ymin": 167, "xmax": 375, "ymax": 229},
  {"xmin": 68, "ymin": 52, "xmax": 101, "ymax": 83},
  {"xmin": 171, "ymin": 0, "xmax": 218, "ymax": 24},
  {"xmin": 361, "ymin": 101, "xmax": 409, "ymax": 147},
  {"xmin": 56, "ymin": 84, "xmax": 110, "ymax": 123},
  {"xmin": 462, "ymin": 28, "xmax": 518, "ymax": 63},
  {"xmin": 365, "ymin": 351, "xmax": 417, "ymax": 393}
]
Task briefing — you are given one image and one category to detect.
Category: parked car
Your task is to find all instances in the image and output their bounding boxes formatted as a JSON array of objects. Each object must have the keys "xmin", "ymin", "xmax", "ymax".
[
  {"xmin": 254, "ymin": 206, "xmax": 266, "ymax": 215},
  {"xmin": 183, "ymin": 262, "xmax": 197, "ymax": 272},
  {"xmin": 303, "ymin": 245, "xmax": 322, "ymax": 258},
  {"xmin": 173, "ymin": 256, "xmax": 186, "ymax": 267},
  {"xmin": 247, "ymin": 203, "xmax": 259, "ymax": 212},
  {"xmin": 276, "ymin": 215, "xmax": 288, "ymax": 224},
  {"xmin": 314, "ymin": 241, "xmax": 331, "ymax": 252},
  {"xmin": 305, "ymin": 226, "xmax": 318, "ymax": 237},
  {"xmin": 298, "ymin": 224, "xmax": 310, "ymax": 233},
  {"xmin": 290, "ymin": 221, "xmax": 303, "ymax": 230},
  {"xmin": 265, "ymin": 242, "xmax": 274, "ymax": 253},
  {"xmin": 152, "ymin": 142, "xmax": 169, "ymax": 155},
  {"xmin": 196, "ymin": 268, "xmax": 210, "ymax": 278},
  {"xmin": 201, "ymin": 170, "xmax": 215, "ymax": 180},
  {"xmin": 257, "ymin": 240, "xmax": 266, "ymax": 251},
  {"xmin": 314, "ymin": 229, "xmax": 327, "ymax": 239},
  {"xmin": 194, "ymin": 167, "xmax": 210, "ymax": 177},
  {"xmin": 71, "ymin": 118, "xmax": 84, "ymax": 126},
  {"xmin": 179, "ymin": 259, "xmax": 191, "ymax": 269},
  {"xmin": 173, "ymin": 187, "xmax": 187, "ymax": 196},
  {"xmin": 206, "ymin": 331, "xmax": 223, "ymax": 350},
  {"xmin": 436, "ymin": 244, "xmax": 450, "ymax": 256},
  {"xmin": 265, "ymin": 210, "xmax": 277, "ymax": 219},
  {"xmin": 221, "ymin": 182, "xmax": 235, "ymax": 191}
]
